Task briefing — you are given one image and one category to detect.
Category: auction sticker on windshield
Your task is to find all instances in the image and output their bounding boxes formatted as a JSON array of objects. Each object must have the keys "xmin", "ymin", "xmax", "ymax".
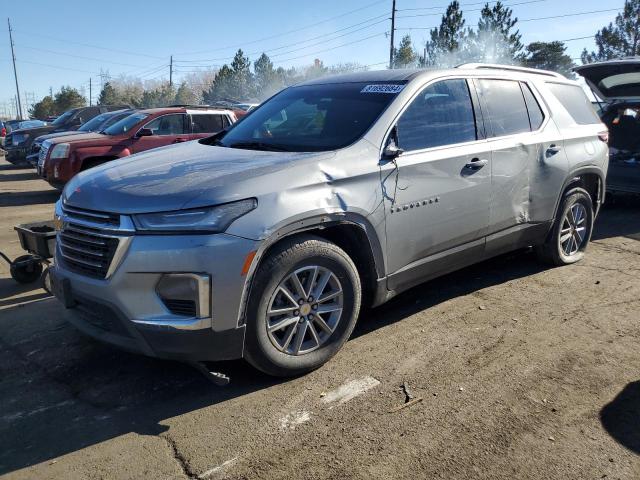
[{"xmin": 361, "ymin": 84, "xmax": 405, "ymax": 94}]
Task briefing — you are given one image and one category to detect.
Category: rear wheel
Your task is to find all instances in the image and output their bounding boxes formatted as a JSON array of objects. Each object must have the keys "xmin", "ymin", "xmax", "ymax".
[
  {"xmin": 245, "ymin": 236, "xmax": 361, "ymax": 377},
  {"xmin": 536, "ymin": 187, "xmax": 594, "ymax": 265}
]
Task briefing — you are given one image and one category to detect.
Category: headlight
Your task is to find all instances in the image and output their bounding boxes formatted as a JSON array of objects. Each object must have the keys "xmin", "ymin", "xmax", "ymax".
[
  {"xmin": 12, "ymin": 133, "xmax": 29, "ymax": 145},
  {"xmin": 133, "ymin": 198, "xmax": 257, "ymax": 233},
  {"xmin": 50, "ymin": 143, "xmax": 70, "ymax": 159}
]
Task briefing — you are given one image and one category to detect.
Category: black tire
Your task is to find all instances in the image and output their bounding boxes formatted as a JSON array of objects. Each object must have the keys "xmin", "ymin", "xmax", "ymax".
[
  {"xmin": 41, "ymin": 266, "xmax": 52, "ymax": 294},
  {"xmin": 244, "ymin": 235, "xmax": 361, "ymax": 377},
  {"xmin": 10, "ymin": 255, "xmax": 43, "ymax": 284},
  {"xmin": 535, "ymin": 187, "xmax": 594, "ymax": 266}
]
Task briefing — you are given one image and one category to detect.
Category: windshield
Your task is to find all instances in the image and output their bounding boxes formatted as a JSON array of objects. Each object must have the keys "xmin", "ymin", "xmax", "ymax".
[
  {"xmin": 213, "ymin": 82, "xmax": 405, "ymax": 152},
  {"xmin": 78, "ymin": 113, "xmax": 110, "ymax": 132},
  {"xmin": 103, "ymin": 113, "xmax": 149, "ymax": 136},
  {"xmin": 52, "ymin": 110, "xmax": 75, "ymax": 126}
]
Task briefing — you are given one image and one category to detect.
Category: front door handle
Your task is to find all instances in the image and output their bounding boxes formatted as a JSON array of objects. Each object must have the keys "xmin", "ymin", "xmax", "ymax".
[
  {"xmin": 546, "ymin": 144, "xmax": 562, "ymax": 156},
  {"xmin": 465, "ymin": 158, "xmax": 488, "ymax": 169},
  {"xmin": 173, "ymin": 138, "xmax": 188, "ymax": 144}
]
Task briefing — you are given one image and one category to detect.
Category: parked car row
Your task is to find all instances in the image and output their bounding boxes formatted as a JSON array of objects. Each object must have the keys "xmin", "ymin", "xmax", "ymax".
[{"xmin": 4, "ymin": 105, "xmax": 129, "ymax": 165}]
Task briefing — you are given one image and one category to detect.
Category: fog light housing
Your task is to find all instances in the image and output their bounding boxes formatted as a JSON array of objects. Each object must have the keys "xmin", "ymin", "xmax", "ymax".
[{"xmin": 156, "ymin": 273, "xmax": 211, "ymax": 318}]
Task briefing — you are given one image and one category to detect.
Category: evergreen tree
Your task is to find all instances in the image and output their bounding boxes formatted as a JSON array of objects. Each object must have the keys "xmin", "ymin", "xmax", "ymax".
[
  {"xmin": 97, "ymin": 82, "xmax": 118, "ymax": 105},
  {"xmin": 524, "ymin": 42, "xmax": 575, "ymax": 78},
  {"xmin": 54, "ymin": 86, "xmax": 86, "ymax": 112},
  {"xmin": 174, "ymin": 82, "xmax": 197, "ymax": 105},
  {"xmin": 467, "ymin": 1, "xmax": 523, "ymax": 64},
  {"xmin": 423, "ymin": 1, "xmax": 467, "ymax": 66},
  {"xmin": 393, "ymin": 35, "xmax": 418, "ymax": 68},
  {"xmin": 581, "ymin": 0, "xmax": 640, "ymax": 63},
  {"xmin": 254, "ymin": 53, "xmax": 280, "ymax": 99},
  {"xmin": 29, "ymin": 95, "xmax": 56, "ymax": 119}
]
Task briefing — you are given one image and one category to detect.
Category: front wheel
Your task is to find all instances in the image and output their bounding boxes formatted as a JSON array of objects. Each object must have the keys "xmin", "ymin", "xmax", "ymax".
[
  {"xmin": 244, "ymin": 236, "xmax": 361, "ymax": 377},
  {"xmin": 536, "ymin": 187, "xmax": 594, "ymax": 265}
]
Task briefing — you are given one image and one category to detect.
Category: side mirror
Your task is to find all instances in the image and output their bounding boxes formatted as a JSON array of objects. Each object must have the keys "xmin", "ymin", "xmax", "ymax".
[
  {"xmin": 136, "ymin": 128, "xmax": 153, "ymax": 137},
  {"xmin": 383, "ymin": 142, "xmax": 404, "ymax": 160}
]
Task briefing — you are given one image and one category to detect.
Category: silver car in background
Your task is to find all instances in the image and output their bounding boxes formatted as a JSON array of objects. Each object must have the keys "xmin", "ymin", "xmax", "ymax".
[{"xmin": 50, "ymin": 64, "xmax": 608, "ymax": 376}]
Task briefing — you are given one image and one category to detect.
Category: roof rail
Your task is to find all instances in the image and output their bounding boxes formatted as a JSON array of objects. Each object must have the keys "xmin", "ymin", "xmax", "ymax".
[
  {"xmin": 456, "ymin": 63, "xmax": 566, "ymax": 79},
  {"xmin": 167, "ymin": 104, "xmax": 235, "ymax": 109}
]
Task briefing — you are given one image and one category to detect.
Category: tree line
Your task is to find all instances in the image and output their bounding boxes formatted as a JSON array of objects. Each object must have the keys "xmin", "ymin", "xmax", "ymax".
[{"xmin": 29, "ymin": 0, "xmax": 640, "ymax": 119}]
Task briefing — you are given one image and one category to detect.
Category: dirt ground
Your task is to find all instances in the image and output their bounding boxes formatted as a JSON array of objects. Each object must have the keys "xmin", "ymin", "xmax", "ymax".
[{"xmin": 0, "ymin": 156, "xmax": 639, "ymax": 480}]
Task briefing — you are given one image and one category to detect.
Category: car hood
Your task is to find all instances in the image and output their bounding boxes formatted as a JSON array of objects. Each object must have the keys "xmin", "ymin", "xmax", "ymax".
[
  {"xmin": 63, "ymin": 140, "xmax": 337, "ymax": 214},
  {"xmin": 36, "ymin": 130, "xmax": 86, "ymax": 143},
  {"xmin": 9, "ymin": 125, "xmax": 55, "ymax": 138},
  {"xmin": 49, "ymin": 131, "xmax": 117, "ymax": 147},
  {"xmin": 575, "ymin": 59, "xmax": 640, "ymax": 102}
]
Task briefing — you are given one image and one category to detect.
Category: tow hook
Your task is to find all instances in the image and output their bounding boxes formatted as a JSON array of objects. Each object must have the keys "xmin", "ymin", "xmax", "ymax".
[{"xmin": 188, "ymin": 361, "xmax": 230, "ymax": 386}]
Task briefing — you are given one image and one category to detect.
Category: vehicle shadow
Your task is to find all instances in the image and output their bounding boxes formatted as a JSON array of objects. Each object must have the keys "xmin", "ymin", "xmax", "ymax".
[
  {"xmin": 0, "ymin": 172, "xmax": 40, "ymax": 182},
  {"xmin": 0, "ymin": 277, "xmax": 51, "ymax": 307},
  {"xmin": 0, "ymin": 206, "xmax": 633, "ymax": 475},
  {"xmin": 592, "ymin": 194, "xmax": 640, "ymax": 241},
  {"xmin": 0, "ymin": 189, "xmax": 60, "ymax": 207},
  {"xmin": 600, "ymin": 381, "xmax": 640, "ymax": 454}
]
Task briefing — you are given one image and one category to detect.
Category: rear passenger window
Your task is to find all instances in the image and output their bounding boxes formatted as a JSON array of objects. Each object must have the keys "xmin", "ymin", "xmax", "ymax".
[
  {"xmin": 477, "ymin": 79, "xmax": 530, "ymax": 137},
  {"xmin": 547, "ymin": 83, "xmax": 601, "ymax": 125},
  {"xmin": 144, "ymin": 114, "xmax": 187, "ymax": 135},
  {"xmin": 192, "ymin": 114, "xmax": 225, "ymax": 133},
  {"xmin": 521, "ymin": 83, "xmax": 544, "ymax": 130},
  {"xmin": 397, "ymin": 79, "xmax": 476, "ymax": 151}
]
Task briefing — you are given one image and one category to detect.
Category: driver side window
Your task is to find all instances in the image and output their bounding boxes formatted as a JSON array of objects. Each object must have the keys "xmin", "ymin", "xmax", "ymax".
[
  {"xmin": 143, "ymin": 114, "xmax": 186, "ymax": 136},
  {"xmin": 397, "ymin": 79, "xmax": 477, "ymax": 151}
]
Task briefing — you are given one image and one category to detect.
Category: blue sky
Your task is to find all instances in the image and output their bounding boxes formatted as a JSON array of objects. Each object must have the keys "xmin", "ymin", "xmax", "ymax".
[{"xmin": 0, "ymin": 0, "xmax": 625, "ymax": 116}]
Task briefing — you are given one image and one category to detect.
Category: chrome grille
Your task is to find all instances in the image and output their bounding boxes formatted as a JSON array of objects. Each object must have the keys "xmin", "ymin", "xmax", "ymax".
[
  {"xmin": 59, "ymin": 206, "xmax": 122, "ymax": 279},
  {"xmin": 38, "ymin": 144, "xmax": 49, "ymax": 167}
]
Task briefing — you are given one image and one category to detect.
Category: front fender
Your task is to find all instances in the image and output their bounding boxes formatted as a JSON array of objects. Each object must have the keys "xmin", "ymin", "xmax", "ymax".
[{"xmin": 234, "ymin": 211, "xmax": 386, "ymax": 327}]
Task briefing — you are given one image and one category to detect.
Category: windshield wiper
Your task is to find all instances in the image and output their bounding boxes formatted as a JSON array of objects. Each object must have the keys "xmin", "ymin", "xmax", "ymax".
[{"xmin": 227, "ymin": 141, "xmax": 291, "ymax": 152}]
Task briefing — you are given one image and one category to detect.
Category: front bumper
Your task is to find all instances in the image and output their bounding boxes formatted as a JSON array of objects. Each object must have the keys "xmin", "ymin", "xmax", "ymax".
[
  {"xmin": 5, "ymin": 147, "xmax": 28, "ymax": 164},
  {"xmin": 52, "ymin": 232, "xmax": 259, "ymax": 361}
]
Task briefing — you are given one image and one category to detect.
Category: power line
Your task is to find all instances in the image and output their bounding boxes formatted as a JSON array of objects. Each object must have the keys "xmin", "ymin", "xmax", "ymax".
[
  {"xmin": 273, "ymin": 31, "xmax": 386, "ymax": 64},
  {"xmin": 395, "ymin": 6, "xmax": 622, "ymax": 30},
  {"xmin": 12, "ymin": 28, "xmax": 164, "ymax": 59},
  {"xmin": 15, "ymin": 44, "xmax": 150, "ymax": 68},
  {"xmin": 174, "ymin": 0, "xmax": 389, "ymax": 56},
  {"xmin": 397, "ymin": 0, "xmax": 545, "ymax": 17},
  {"xmin": 174, "ymin": 17, "xmax": 390, "ymax": 67}
]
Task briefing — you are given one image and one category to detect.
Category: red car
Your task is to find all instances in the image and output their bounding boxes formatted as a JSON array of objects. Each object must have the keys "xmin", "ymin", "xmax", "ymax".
[{"xmin": 39, "ymin": 106, "xmax": 239, "ymax": 188}]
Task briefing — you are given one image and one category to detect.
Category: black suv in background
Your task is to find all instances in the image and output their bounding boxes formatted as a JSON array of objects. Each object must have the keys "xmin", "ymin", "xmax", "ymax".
[
  {"xmin": 26, "ymin": 109, "xmax": 134, "ymax": 167},
  {"xmin": 4, "ymin": 105, "xmax": 129, "ymax": 165}
]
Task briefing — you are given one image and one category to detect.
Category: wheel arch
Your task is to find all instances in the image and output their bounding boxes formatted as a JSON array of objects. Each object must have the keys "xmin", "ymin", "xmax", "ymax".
[
  {"xmin": 554, "ymin": 167, "xmax": 605, "ymax": 220},
  {"xmin": 236, "ymin": 213, "xmax": 386, "ymax": 326}
]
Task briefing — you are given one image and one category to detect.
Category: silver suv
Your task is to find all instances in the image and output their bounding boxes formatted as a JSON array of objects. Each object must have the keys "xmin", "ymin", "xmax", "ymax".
[{"xmin": 51, "ymin": 64, "xmax": 608, "ymax": 377}]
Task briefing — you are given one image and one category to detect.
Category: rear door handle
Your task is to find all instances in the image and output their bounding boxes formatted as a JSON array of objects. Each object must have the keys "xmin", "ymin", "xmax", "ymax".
[
  {"xmin": 465, "ymin": 158, "xmax": 488, "ymax": 169},
  {"xmin": 546, "ymin": 144, "xmax": 562, "ymax": 155}
]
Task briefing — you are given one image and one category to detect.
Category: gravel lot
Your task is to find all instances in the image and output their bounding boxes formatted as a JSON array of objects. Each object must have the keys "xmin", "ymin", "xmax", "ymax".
[{"xmin": 0, "ymin": 156, "xmax": 639, "ymax": 480}]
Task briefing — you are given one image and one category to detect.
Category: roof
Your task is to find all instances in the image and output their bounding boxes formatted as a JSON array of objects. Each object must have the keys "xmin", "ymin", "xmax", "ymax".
[
  {"xmin": 138, "ymin": 106, "xmax": 235, "ymax": 115},
  {"xmin": 296, "ymin": 65, "xmax": 570, "ymax": 87},
  {"xmin": 298, "ymin": 69, "xmax": 425, "ymax": 86}
]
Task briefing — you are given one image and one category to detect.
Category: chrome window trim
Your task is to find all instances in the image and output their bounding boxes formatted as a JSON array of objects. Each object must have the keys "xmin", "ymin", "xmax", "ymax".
[{"xmin": 381, "ymin": 74, "xmax": 554, "ymax": 157}]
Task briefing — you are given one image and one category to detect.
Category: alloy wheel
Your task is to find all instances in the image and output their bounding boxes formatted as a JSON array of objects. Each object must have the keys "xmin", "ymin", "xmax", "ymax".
[
  {"xmin": 559, "ymin": 202, "xmax": 588, "ymax": 256},
  {"xmin": 266, "ymin": 265, "xmax": 344, "ymax": 355}
]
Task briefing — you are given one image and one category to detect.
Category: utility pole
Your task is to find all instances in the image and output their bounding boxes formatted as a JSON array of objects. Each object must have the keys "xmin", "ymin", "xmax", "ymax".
[
  {"xmin": 169, "ymin": 55, "xmax": 173, "ymax": 87},
  {"xmin": 89, "ymin": 78, "xmax": 92, "ymax": 106},
  {"xmin": 7, "ymin": 18, "xmax": 23, "ymax": 119},
  {"xmin": 49, "ymin": 86, "xmax": 53, "ymax": 98},
  {"xmin": 388, "ymin": 0, "xmax": 396, "ymax": 69}
]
